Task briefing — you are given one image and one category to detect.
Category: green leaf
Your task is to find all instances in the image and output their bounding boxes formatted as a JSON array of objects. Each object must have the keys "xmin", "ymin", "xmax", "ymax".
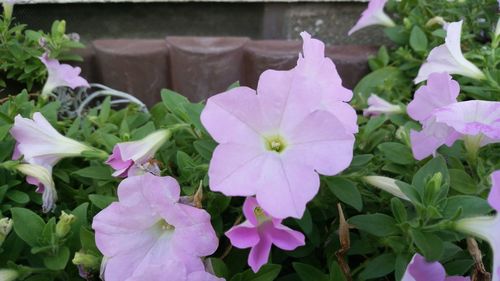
[
  {"xmin": 449, "ymin": 169, "xmax": 477, "ymax": 194},
  {"xmin": 0, "ymin": 124, "xmax": 11, "ymax": 141},
  {"xmin": 412, "ymin": 156, "xmax": 449, "ymax": 193},
  {"xmin": 210, "ymin": 258, "xmax": 229, "ymax": 279},
  {"xmin": 443, "ymin": 196, "xmax": 491, "ymax": 219},
  {"xmin": 43, "ymin": 246, "xmax": 70, "ymax": 270},
  {"xmin": 231, "ymin": 264, "xmax": 282, "ymax": 281},
  {"xmin": 293, "ymin": 263, "xmax": 328, "ymax": 281},
  {"xmin": 329, "ymin": 261, "xmax": 347, "ymax": 281},
  {"xmin": 384, "ymin": 26, "xmax": 408, "ymax": 44},
  {"xmin": 161, "ymin": 89, "xmax": 189, "ymax": 113},
  {"xmin": 410, "ymin": 229, "xmax": 444, "ymax": 260},
  {"xmin": 98, "ymin": 96, "xmax": 111, "ymax": 124},
  {"xmin": 296, "ymin": 208, "xmax": 313, "ymax": 235},
  {"xmin": 326, "ymin": 177, "xmax": 363, "ymax": 211},
  {"xmin": 194, "ymin": 139, "xmax": 216, "ymax": 161},
  {"xmin": 73, "ymin": 166, "xmax": 114, "ymax": 181},
  {"xmin": 89, "ymin": 194, "xmax": 117, "ymax": 209},
  {"xmin": 358, "ymin": 253, "xmax": 396, "ymax": 280},
  {"xmin": 6, "ymin": 190, "xmax": 30, "ymax": 204},
  {"xmin": 349, "ymin": 213, "xmax": 398, "ymax": 236},
  {"xmin": 409, "ymin": 26, "xmax": 428, "ymax": 52},
  {"xmin": 378, "ymin": 142, "xmax": 414, "ymax": 165},
  {"xmin": 11, "ymin": 207, "xmax": 45, "ymax": 246}
]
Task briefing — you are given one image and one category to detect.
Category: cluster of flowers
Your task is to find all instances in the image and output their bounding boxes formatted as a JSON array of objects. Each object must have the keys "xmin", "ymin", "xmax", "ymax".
[
  {"xmin": 352, "ymin": 1, "xmax": 500, "ymax": 280},
  {"xmin": 4, "ymin": 0, "xmax": 500, "ymax": 279}
]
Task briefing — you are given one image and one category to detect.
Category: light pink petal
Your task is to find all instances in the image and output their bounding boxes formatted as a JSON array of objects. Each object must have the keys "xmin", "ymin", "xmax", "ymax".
[
  {"xmin": 320, "ymin": 98, "xmax": 358, "ymax": 133},
  {"xmin": 169, "ymin": 204, "xmax": 219, "ymax": 257},
  {"xmin": 40, "ymin": 53, "xmax": 89, "ymax": 94},
  {"xmin": 242, "ymin": 197, "xmax": 260, "ymax": 226},
  {"xmin": 444, "ymin": 277, "xmax": 470, "ymax": 281},
  {"xmin": 257, "ymin": 69, "xmax": 320, "ymax": 132},
  {"xmin": 410, "ymin": 118, "xmax": 460, "ymax": 160},
  {"xmin": 488, "ymin": 171, "xmax": 500, "ymax": 212},
  {"xmin": 285, "ymin": 110, "xmax": 355, "ymax": 175},
  {"xmin": 127, "ymin": 261, "xmax": 187, "ymax": 281},
  {"xmin": 296, "ymin": 32, "xmax": 353, "ymax": 103},
  {"xmin": 208, "ymin": 143, "xmax": 265, "ymax": 196},
  {"xmin": 226, "ymin": 221, "xmax": 260, "ymax": 248},
  {"xmin": 104, "ymin": 253, "xmax": 145, "ymax": 281},
  {"xmin": 248, "ymin": 234, "xmax": 272, "ymax": 273},
  {"xmin": 434, "ymin": 100, "xmax": 500, "ymax": 140},
  {"xmin": 187, "ymin": 271, "xmax": 225, "ymax": 281},
  {"xmin": 348, "ymin": 0, "xmax": 394, "ymax": 35},
  {"xmin": 255, "ymin": 155, "xmax": 320, "ymax": 219},
  {"xmin": 363, "ymin": 94, "xmax": 402, "ymax": 117},
  {"xmin": 407, "ymin": 73, "xmax": 459, "ymax": 122},
  {"xmin": 401, "ymin": 254, "xmax": 446, "ymax": 281},
  {"xmin": 201, "ymin": 87, "xmax": 267, "ymax": 145},
  {"xmin": 268, "ymin": 223, "xmax": 305, "ymax": 251},
  {"xmin": 414, "ymin": 21, "xmax": 484, "ymax": 83},
  {"xmin": 118, "ymin": 173, "xmax": 180, "ymax": 206}
]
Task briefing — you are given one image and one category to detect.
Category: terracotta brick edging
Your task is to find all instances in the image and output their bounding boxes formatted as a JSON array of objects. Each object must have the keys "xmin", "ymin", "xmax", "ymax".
[{"xmin": 73, "ymin": 37, "xmax": 377, "ymax": 107}]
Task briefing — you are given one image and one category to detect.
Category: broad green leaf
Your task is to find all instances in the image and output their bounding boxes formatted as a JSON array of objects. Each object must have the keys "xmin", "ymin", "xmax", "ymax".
[
  {"xmin": 349, "ymin": 213, "xmax": 399, "ymax": 236},
  {"xmin": 449, "ymin": 169, "xmax": 477, "ymax": 194},
  {"xmin": 411, "ymin": 229, "xmax": 444, "ymax": 261},
  {"xmin": 358, "ymin": 253, "xmax": 396, "ymax": 280},
  {"xmin": 43, "ymin": 246, "xmax": 70, "ymax": 270},
  {"xmin": 73, "ymin": 166, "xmax": 114, "ymax": 181},
  {"xmin": 293, "ymin": 263, "xmax": 328, "ymax": 281},
  {"xmin": 378, "ymin": 142, "xmax": 414, "ymax": 165},
  {"xmin": 326, "ymin": 177, "xmax": 363, "ymax": 211},
  {"xmin": 89, "ymin": 194, "xmax": 117, "ymax": 209},
  {"xmin": 409, "ymin": 26, "xmax": 428, "ymax": 52},
  {"xmin": 11, "ymin": 207, "xmax": 45, "ymax": 247}
]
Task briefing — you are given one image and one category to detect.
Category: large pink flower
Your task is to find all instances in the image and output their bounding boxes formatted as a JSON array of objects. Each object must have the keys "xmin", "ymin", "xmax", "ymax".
[
  {"xmin": 201, "ymin": 32, "xmax": 356, "ymax": 219},
  {"xmin": 415, "ymin": 21, "xmax": 485, "ymax": 83},
  {"xmin": 106, "ymin": 130, "xmax": 171, "ymax": 177},
  {"xmin": 455, "ymin": 171, "xmax": 500, "ymax": 281},
  {"xmin": 407, "ymin": 73, "xmax": 500, "ymax": 160},
  {"xmin": 40, "ymin": 52, "xmax": 89, "ymax": 97},
  {"xmin": 226, "ymin": 197, "xmax": 304, "ymax": 272},
  {"xmin": 92, "ymin": 173, "xmax": 218, "ymax": 281},
  {"xmin": 348, "ymin": 0, "xmax": 395, "ymax": 36},
  {"xmin": 401, "ymin": 253, "xmax": 470, "ymax": 281},
  {"xmin": 126, "ymin": 262, "xmax": 224, "ymax": 281}
]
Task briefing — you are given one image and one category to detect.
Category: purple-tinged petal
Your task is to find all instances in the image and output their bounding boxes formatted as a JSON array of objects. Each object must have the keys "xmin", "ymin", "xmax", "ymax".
[
  {"xmin": 248, "ymin": 234, "xmax": 272, "ymax": 273},
  {"xmin": 488, "ymin": 171, "xmax": 500, "ymax": 212},
  {"xmin": 444, "ymin": 277, "xmax": 470, "ymax": 281},
  {"xmin": 187, "ymin": 271, "xmax": 225, "ymax": 281},
  {"xmin": 242, "ymin": 197, "xmax": 260, "ymax": 226},
  {"xmin": 226, "ymin": 222, "xmax": 260, "ymax": 249},
  {"xmin": 410, "ymin": 118, "xmax": 460, "ymax": 160},
  {"xmin": 434, "ymin": 100, "xmax": 500, "ymax": 141},
  {"xmin": 105, "ymin": 146, "xmax": 133, "ymax": 178},
  {"xmin": 401, "ymin": 254, "xmax": 446, "ymax": 281},
  {"xmin": 363, "ymin": 94, "xmax": 402, "ymax": 117},
  {"xmin": 348, "ymin": 0, "xmax": 395, "ymax": 35},
  {"xmin": 407, "ymin": 73, "xmax": 459, "ymax": 122},
  {"xmin": 268, "ymin": 223, "xmax": 305, "ymax": 251},
  {"xmin": 16, "ymin": 163, "xmax": 56, "ymax": 213}
]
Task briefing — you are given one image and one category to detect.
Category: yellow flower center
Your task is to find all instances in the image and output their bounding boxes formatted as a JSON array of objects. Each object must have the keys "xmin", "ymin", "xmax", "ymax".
[{"xmin": 264, "ymin": 135, "xmax": 287, "ymax": 153}]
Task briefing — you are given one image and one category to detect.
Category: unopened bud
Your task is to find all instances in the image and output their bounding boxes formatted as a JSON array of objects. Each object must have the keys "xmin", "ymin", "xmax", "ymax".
[
  {"xmin": 72, "ymin": 251, "xmax": 100, "ymax": 270},
  {"xmin": 55, "ymin": 211, "xmax": 75, "ymax": 238},
  {"xmin": 2, "ymin": 1, "xmax": 14, "ymax": 21},
  {"xmin": 425, "ymin": 16, "xmax": 447, "ymax": 28},
  {"xmin": 57, "ymin": 20, "xmax": 66, "ymax": 34},
  {"xmin": 0, "ymin": 218, "xmax": 13, "ymax": 246},
  {"xmin": 0, "ymin": 269, "xmax": 19, "ymax": 281}
]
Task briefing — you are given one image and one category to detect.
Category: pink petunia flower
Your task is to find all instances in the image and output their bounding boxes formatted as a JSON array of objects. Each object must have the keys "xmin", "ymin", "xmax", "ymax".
[
  {"xmin": 414, "ymin": 21, "xmax": 485, "ymax": 83},
  {"xmin": 92, "ymin": 173, "xmax": 218, "ymax": 281},
  {"xmin": 127, "ymin": 262, "xmax": 224, "ymax": 281},
  {"xmin": 455, "ymin": 171, "xmax": 500, "ymax": 281},
  {"xmin": 10, "ymin": 112, "xmax": 92, "ymax": 168},
  {"xmin": 348, "ymin": 0, "xmax": 395, "ymax": 36},
  {"xmin": 407, "ymin": 73, "xmax": 500, "ymax": 160},
  {"xmin": 40, "ymin": 52, "xmax": 89, "ymax": 97},
  {"xmin": 226, "ymin": 197, "xmax": 305, "ymax": 272},
  {"xmin": 15, "ymin": 163, "xmax": 57, "ymax": 212},
  {"xmin": 106, "ymin": 130, "xmax": 171, "ymax": 177},
  {"xmin": 401, "ymin": 253, "xmax": 470, "ymax": 281},
  {"xmin": 363, "ymin": 94, "xmax": 403, "ymax": 117},
  {"xmin": 201, "ymin": 32, "xmax": 356, "ymax": 219}
]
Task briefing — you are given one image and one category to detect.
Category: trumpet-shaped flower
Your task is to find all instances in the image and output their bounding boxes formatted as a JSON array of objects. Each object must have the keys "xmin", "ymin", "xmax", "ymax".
[
  {"xmin": 201, "ymin": 33, "xmax": 356, "ymax": 219},
  {"xmin": 226, "ymin": 197, "xmax": 305, "ymax": 272},
  {"xmin": 414, "ymin": 21, "xmax": 485, "ymax": 83},
  {"xmin": 455, "ymin": 171, "xmax": 500, "ymax": 281},
  {"xmin": 11, "ymin": 112, "xmax": 93, "ymax": 167},
  {"xmin": 401, "ymin": 253, "xmax": 470, "ymax": 281},
  {"xmin": 40, "ymin": 53, "xmax": 89, "ymax": 97},
  {"xmin": 15, "ymin": 163, "xmax": 57, "ymax": 212},
  {"xmin": 92, "ymin": 173, "xmax": 218, "ymax": 281},
  {"xmin": 407, "ymin": 73, "xmax": 500, "ymax": 160},
  {"xmin": 348, "ymin": 0, "xmax": 395, "ymax": 36},
  {"xmin": 106, "ymin": 129, "xmax": 171, "ymax": 177},
  {"xmin": 363, "ymin": 94, "xmax": 403, "ymax": 117}
]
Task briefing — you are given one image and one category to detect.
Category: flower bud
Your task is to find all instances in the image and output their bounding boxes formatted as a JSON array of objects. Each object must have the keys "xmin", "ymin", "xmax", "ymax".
[
  {"xmin": 0, "ymin": 218, "xmax": 13, "ymax": 246},
  {"xmin": 55, "ymin": 211, "xmax": 76, "ymax": 238},
  {"xmin": 72, "ymin": 251, "xmax": 100, "ymax": 270},
  {"xmin": 363, "ymin": 176, "xmax": 410, "ymax": 201},
  {"xmin": 2, "ymin": 1, "xmax": 14, "ymax": 21},
  {"xmin": 0, "ymin": 269, "xmax": 19, "ymax": 281}
]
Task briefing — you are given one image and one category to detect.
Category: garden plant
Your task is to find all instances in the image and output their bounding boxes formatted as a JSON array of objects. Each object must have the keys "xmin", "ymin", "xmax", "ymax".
[{"xmin": 0, "ymin": 0, "xmax": 499, "ymax": 280}]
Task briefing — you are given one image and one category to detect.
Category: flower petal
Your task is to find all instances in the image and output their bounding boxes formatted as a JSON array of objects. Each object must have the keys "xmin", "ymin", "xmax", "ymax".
[
  {"xmin": 226, "ymin": 221, "xmax": 260, "ymax": 249},
  {"xmin": 242, "ymin": 197, "xmax": 260, "ymax": 226},
  {"xmin": 248, "ymin": 234, "xmax": 272, "ymax": 273},
  {"xmin": 488, "ymin": 171, "xmax": 500, "ymax": 212},
  {"xmin": 402, "ymin": 254, "xmax": 446, "ymax": 281},
  {"xmin": 410, "ymin": 118, "xmax": 460, "ymax": 160},
  {"xmin": 348, "ymin": 0, "xmax": 394, "ymax": 35},
  {"xmin": 268, "ymin": 223, "xmax": 305, "ymax": 251},
  {"xmin": 407, "ymin": 73, "xmax": 459, "ymax": 122},
  {"xmin": 201, "ymin": 87, "xmax": 267, "ymax": 145}
]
